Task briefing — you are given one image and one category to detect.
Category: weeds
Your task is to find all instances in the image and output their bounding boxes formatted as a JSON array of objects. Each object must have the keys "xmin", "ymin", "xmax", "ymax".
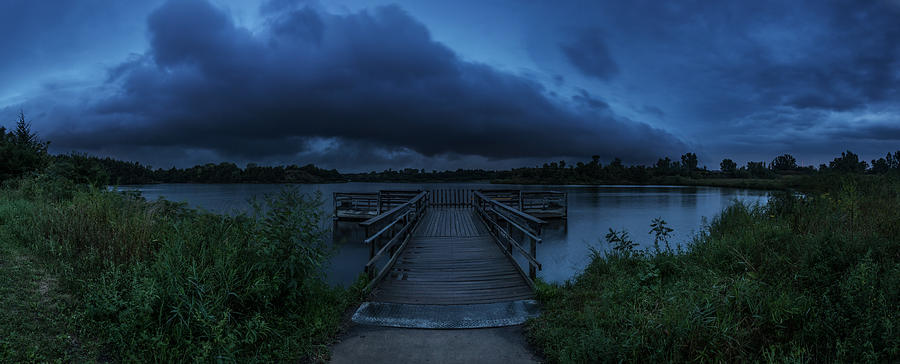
[
  {"xmin": 528, "ymin": 175, "xmax": 900, "ymax": 363},
  {"xmin": 0, "ymin": 182, "xmax": 363, "ymax": 361},
  {"xmin": 650, "ymin": 217, "xmax": 674, "ymax": 253}
]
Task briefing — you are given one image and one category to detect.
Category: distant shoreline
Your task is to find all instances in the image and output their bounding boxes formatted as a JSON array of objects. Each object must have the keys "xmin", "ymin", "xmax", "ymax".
[{"xmin": 111, "ymin": 177, "xmax": 797, "ymax": 192}]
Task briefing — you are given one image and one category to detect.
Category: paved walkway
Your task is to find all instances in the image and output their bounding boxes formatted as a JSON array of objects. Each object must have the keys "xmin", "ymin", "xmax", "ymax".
[{"xmin": 329, "ymin": 324, "xmax": 541, "ymax": 364}]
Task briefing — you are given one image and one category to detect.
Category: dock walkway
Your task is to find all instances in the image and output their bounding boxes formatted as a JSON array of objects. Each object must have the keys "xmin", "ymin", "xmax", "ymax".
[
  {"xmin": 372, "ymin": 207, "xmax": 533, "ymax": 305},
  {"xmin": 347, "ymin": 189, "xmax": 549, "ymax": 329}
]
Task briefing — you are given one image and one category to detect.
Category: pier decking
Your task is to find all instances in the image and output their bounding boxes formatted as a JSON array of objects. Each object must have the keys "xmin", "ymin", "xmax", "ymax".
[
  {"xmin": 372, "ymin": 208, "xmax": 533, "ymax": 305},
  {"xmin": 347, "ymin": 189, "xmax": 551, "ymax": 328}
]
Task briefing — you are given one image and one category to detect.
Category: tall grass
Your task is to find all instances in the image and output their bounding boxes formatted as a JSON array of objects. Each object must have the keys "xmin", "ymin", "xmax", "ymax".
[
  {"xmin": 527, "ymin": 175, "xmax": 900, "ymax": 363},
  {"xmin": 0, "ymin": 178, "xmax": 364, "ymax": 361}
]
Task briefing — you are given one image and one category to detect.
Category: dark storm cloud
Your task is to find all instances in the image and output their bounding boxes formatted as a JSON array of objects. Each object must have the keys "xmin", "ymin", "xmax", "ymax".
[
  {"xmin": 45, "ymin": 0, "xmax": 686, "ymax": 165},
  {"xmin": 559, "ymin": 29, "xmax": 618, "ymax": 80},
  {"xmin": 549, "ymin": 0, "xmax": 900, "ymax": 165},
  {"xmin": 10, "ymin": 0, "xmax": 900, "ymax": 169}
]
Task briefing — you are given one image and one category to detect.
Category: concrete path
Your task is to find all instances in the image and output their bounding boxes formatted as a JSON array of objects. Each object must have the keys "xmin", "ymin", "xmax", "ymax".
[{"xmin": 329, "ymin": 324, "xmax": 541, "ymax": 364}]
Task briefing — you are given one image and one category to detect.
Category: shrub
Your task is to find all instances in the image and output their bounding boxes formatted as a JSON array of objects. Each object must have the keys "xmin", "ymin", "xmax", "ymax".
[
  {"xmin": 2, "ymin": 182, "xmax": 362, "ymax": 361},
  {"xmin": 528, "ymin": 175, "xmax": 900, "ymax": 363}
]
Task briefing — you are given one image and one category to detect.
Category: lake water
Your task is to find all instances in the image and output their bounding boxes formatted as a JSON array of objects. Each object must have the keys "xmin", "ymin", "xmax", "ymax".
[{"xmin": 120, "ymin": 183, "xmax": 770, "ymax": 286}]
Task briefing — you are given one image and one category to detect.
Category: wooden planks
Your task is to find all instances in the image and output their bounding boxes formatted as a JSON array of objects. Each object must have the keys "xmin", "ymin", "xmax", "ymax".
[
  {"xmin": 371, "ymin": 208, "xmax": 534, "ymax": 305},
  {"xmin": 413, "ymin": 207, "xmax": 488, "ymax": 237}
]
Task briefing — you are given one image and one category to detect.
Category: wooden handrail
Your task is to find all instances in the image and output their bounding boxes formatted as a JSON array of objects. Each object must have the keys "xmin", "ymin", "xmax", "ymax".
[
  {"xmin": 474, "ymin": 191, "xmax": 546, "ymax": 226},
  {"xmin": 364, "ymin": 212, "xmax": 417, "ymax": 270},
  {"xmin": 473, "ymin": 191, "xmax": 545, "ymax": 285},
  {"xmin": 359, "ymin": 190, "xmax": 429, "ymax": 291},
  {"xmin": 486, "ymin": 205, "xmax": 542, "ymax": 243},
  {"xmin": 476, "ymin": 205, "xmax": 542, "ymax": 270},
  {"xmin": 360, "ymin": 191, "xmax": 427, "ymax": 227},
  {"xmin": 363, "ymin": 210, "xmax": 411, "ymax": 244}
]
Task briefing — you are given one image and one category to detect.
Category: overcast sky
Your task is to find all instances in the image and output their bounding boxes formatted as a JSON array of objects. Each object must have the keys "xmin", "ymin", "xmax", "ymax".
[{"xmin": 2, "ymin": 0, "xmax": 899, "ymax": 171}]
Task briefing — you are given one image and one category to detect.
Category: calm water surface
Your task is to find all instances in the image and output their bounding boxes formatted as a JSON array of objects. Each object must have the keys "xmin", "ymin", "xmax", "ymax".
[{"xmin": 121, "ymin": 183, "xmax": 769, "ymax": 285}]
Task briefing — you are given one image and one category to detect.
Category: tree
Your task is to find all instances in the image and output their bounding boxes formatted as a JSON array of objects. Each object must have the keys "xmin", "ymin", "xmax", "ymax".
[
  {"xmin": 885, "ymin": 152, "xmax": 900, "ymax": 170},
  {"xmin": 606, "ymin": 157, "xmax": 626, "ymax": 180},
  {"xmin": 745, "ymin": 161, "xmax": 775, "ymax": 178},
  {"xmin": 0, "ymin": 111, "xmax": 49, "ymax": 180},
  {"xmin": 720, "ymin": 159, "xmax": 737, "ymax": 175},
  {"xmin": 50, "ymin": 153, "xmax": 109, "ymax": 187},
  {"xmin": 872, "ymin": 157, "xmax": 890, "ymax": 174},
  {"xmin": 680, "ymin": 152, "xmax": 698, "ymax": 177},
  {"xmin": 14, "ymin": 110, "xmax": 38, "ymax": 147},
  {"xmin": 654, "ymin": 157, "xmax": 679, "ymax": 176},
  {"xmin": 770, "ymin": 154, "xmax": 798, "ymax": 171},
  {"xmin": 829, "ymin": 151, "xmax": 868, "ymax": 173}
]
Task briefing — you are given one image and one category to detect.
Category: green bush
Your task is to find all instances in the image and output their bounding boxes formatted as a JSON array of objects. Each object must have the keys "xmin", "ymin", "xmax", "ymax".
[
  {"xmin": 527, "ymin": 175, "xmax": 900, "ymax": 363},
  {"xmin": 0, "ymin": 183, "xmax": 363, "ymax": 361}
]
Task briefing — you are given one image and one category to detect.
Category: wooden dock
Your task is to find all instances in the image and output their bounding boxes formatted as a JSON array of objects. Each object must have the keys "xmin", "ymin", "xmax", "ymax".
[
  {"xmin": 350, "ymin": 189, "xmax": 550, "ymax": 328},
  {"xmin": 372, "ymin": 207, "xmax": 533, "ymax": 304}
]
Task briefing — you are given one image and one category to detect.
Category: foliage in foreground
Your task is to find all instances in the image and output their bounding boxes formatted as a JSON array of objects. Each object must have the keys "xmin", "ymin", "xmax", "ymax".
[
  {"xmin": 0, "ymin": 179, "xmax": 364, "ymax": 362},
  {"xmin": 527, "ymin": 175, "xmax": 900, "ymax": 363}
]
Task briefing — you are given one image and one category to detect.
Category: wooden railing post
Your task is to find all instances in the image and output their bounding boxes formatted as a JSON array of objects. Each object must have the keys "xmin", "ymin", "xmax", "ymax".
[
  {"xmin": 360, "ymin": 191, "xmax": 428, "ymax": 290},
  {"xmin": 377, "ymin": 193, "xmax": 382, "ymax": 214},
  {"xmin": 531, "ymin": 224, "xmax": 543, "ymax": 280},
  {"xmin": 529, "ymin": 233, "xmax": 538, "ymax": 281},
  {"xmin": 505, "ymin": 217, "xmax": 513, "ymax": 254},
  {"xmin": 365, "ymin": 226, "xmax": 374, "ymax": 277}
]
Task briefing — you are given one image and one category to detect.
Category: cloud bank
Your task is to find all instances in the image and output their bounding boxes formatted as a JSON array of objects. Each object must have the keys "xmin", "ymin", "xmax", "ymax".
[{"xmin": 34, "ymin": 0, "xmax": 686, "ymax": 169}]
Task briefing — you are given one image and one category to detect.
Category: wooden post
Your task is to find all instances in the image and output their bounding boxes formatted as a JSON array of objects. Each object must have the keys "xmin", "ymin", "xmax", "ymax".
[
  {"xmin": 377, "ymin": 192, "xmax": 382, "ymax": 214},
  {"xmin": 505, "ymin": 216, "xmax": 513, "ymax": 254},
  {"xmin": 530, "ymin": 224, "xmax": 541, "ymax": 280},
  {"xmin": 529, "ymin": 237, "xmax": 536, "ymax": 280},
  {"xmin": 366, "ymin": 226, "xmax": 374, "ymax": 277}
]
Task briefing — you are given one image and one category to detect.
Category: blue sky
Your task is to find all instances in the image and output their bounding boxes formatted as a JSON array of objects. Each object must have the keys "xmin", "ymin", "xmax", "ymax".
[{"xmin": 2, "ymin": 0, "xmax": 899, "ymax": 171}]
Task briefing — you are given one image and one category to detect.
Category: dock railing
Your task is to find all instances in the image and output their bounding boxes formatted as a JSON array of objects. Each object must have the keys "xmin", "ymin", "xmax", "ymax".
[
  {"xmin": 359, "ymin": 190, "xmax": 429, "ymax": 291},
  {"xmin": 520, "ymin": 191, "xmax": 567, "ymax": 218},
  {"xmin": 428, "ymin": 188, "xmax": 474, "ymax": 207},
  {"xmin": 473, "ymin": 191, "xmax": 546, "ymax": 287},
  {"xmin": 333, "ymin": 192, "xmax": 379, "ymax": 220}
]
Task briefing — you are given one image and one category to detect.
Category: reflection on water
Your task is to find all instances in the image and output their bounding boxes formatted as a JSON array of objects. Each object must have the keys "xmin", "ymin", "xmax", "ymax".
[{"xmin": 121, "ymin": 183, "xmax": 769, "ymax": 285}]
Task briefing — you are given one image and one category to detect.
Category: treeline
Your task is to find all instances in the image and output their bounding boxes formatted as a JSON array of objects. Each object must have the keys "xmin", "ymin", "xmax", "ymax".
[
  {"xmin": 494, "ymin": 150, "xmax": 900, "ymax": 185},
  {"xmin": 344, "ymin": 168, "xmax": 502, "ymax": 182},
  {"xmin": 58, "ymin": 150, "xmax": 900, "ymax": 187},
  {"xmin": 73, "ymin": 156, "xmax": 345, "ymax": 185},
  {"xmin": 4, "ymin": 111, "xmax": 900, "ymax": 187}
]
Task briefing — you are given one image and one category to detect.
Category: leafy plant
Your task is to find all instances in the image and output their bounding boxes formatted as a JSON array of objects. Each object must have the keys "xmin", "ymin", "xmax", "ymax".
[
  {"xmin": 605, "ymin": 228, "xmax": 637, "ymax": 257},
  {"xmin": 649, "ymin": 217, "xmax": 674, "ymax": 253}
]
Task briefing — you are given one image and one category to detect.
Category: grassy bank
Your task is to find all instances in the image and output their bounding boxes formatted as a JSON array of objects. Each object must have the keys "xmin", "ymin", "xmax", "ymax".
[
  {"xmin": 0, "ymin": 177, "xmax": 364, "ymax": 361},
  {"xmin": 526, "ymin": 175, "xmax": 900, "ymax": 362}
]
